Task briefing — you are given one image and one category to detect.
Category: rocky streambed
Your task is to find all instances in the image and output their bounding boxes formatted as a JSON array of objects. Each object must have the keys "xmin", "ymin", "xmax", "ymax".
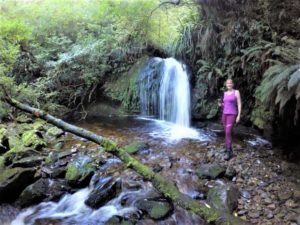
[{"xmin": 0, "ymin": 115, "xmax": 299, "ymax": 225}]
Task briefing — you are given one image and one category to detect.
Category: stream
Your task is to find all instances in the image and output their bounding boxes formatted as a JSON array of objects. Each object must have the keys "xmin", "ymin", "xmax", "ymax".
[{"xmin": 1, "ymin": 57, "xmax": 300, "ymax": 225}]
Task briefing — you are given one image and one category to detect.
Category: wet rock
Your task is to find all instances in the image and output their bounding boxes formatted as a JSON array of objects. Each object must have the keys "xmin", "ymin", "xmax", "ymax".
[
  {"xmin": 19, "ymin": 178, "xmax": 71, "ymax": 207},
  {"xmin": 51, "ymin": 166, "xmax": 67, "ymax": 178},
  {"xmin": 85, "ymin": 176, "xmax": 121, "ymax": 209},
  {"xmin": 124, "ymin": 142, "xmax": 149, "ymax": 154},
  {"xmin": 0, "ymin": 167, "xmax": 36, "ymax": 202},
  {"xmin": 207, "ymin": 183, "xmax": 239, "ymax": 213},
  {"xmin": 12, "ymin": 155, "xmax": 44, "ymax": 168},
  {"xmin": 191, "ymin": 191, "xmax": 205, "ymax": 200},
  {"xmin": 65, "ymin": 154, "xmax": 96, "ymax": 187},
  {"xmin": 135, "ymin": 199, "xmax": 173, "ymax": 220},
  {"xmin": 105, "ymin": 215, "xmax": 136, "ymax": 225},
  {"xmin": 196, "ymin": 163, "xmax": 226, "ymax": 179}
]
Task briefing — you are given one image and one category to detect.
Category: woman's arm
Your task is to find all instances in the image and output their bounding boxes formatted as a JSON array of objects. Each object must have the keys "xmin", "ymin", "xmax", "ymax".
[{"xmin": 236, "ymin": 90, "xmax": 242, "ymax": 123}]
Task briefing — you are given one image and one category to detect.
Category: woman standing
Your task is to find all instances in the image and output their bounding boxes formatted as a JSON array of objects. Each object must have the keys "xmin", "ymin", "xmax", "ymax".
[{"xmin": 220, "ymin": 79, "xmax": 242, "ymax": 160}]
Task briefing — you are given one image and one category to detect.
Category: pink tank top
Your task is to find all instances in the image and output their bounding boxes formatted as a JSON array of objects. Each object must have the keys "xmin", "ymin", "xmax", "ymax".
[{"xmin": 223, "ymin": 90, "xmax": 237, "ymax": 115}]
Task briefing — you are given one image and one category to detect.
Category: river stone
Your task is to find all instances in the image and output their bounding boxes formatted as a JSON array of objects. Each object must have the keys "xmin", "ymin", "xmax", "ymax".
[
  {"xmin": 196, "ymin": 163, "xmax": 226, "ymax": 179},
  {"xmin": 85, "ymin": 176, "xmax": 121, "ymax": 209},
  {"xmin": 124, "ymin": 142, "xmax": 149, "ymax": 154},
  {"xmin": 12, "ymin": 155, "xmax": 44, "ymax": 168},
  {"xmin": 134, "ymin": 199, "xmax": 173, "ymax": 220},
  {"xmin": 105, "ymin": 215, "xmax": 135, "ymax": 225},
  {"xmin": 65, "ymin": 154, "xmax": 96, "ymax": 187},
  {"xmin": 18, "ymin": 178, "xmax": 71, "ymax": 207},
  {"xmin": 207, "ymin": 183, "xmax": 239, "ymax": 213},
  {"xmin": 0, "ymin": 167, "xmax": 36, "ymax": 202}
]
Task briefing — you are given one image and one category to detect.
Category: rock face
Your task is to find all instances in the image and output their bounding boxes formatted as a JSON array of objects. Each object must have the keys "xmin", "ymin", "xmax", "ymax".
[
  {"xmin": 134, "ymin": 199, "xmax": 173, "ymax": 220},
  {"xmin": 65, "ymin": 154, "xmax": 96, "ymax": 187},
  {"xmin": 18, "ymin": 178, "xmax": 71, "ymax": 207},
  {"xmin": 196, "ymin": 163, "xmax": 226, "ymax": 179},
  {"xmin": 207, "ymin": 183, "xmax": 239, "ymax": 213},
  {"xmin": 0, "ymin": 167, "xmax": 36, "ymax": 202},
  {"xmin": 85, "ymin": 176, "xmax": 121, "ymax": 209},
  {"xmin": 104, "ymin": 56, "xmax": 149, "ymax": 112}
]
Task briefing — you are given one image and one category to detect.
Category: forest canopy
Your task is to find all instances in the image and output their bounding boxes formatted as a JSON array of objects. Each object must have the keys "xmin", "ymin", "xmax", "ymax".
[{"xmin": 0, "ymin": 0, "xmax": 197, "ymax": 118}]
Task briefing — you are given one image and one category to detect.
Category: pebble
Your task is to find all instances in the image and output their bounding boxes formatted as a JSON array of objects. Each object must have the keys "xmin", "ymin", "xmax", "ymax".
[
  {"xmin": 241, "ymin": 190, "xmax": 251, "ymax": 199},
  {"xmin": 237, "ymin": 210, "xmax": 247, "ymax": 216},
  {"xmin": 264, "ymin": 198, "xmax": 272, "ymax": 204},
  {"xmin": 248, "ymin": 211, "xmax": 260, "ymax": 218},
  {"xmin": 278, "ymin": 191, "xmax": 293, "ymax": 201},
  {"xmin": 285, "ymin": 199, "xmax": 298, "ymax": 209},
  {"xmin": 267, "ymin": 203, "xmax": 276, "ymax": 210}
]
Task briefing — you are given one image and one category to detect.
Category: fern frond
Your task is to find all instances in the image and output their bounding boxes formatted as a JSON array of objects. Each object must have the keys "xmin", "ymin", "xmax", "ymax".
[{"xmin": 272, "ymin": 65, "xmax": 298, "ymax": 88}]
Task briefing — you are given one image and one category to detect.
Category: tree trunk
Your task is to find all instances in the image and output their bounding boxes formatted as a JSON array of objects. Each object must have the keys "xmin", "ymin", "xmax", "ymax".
[{"xmin": 5, "ymin": 97, "xmax": 249, "ymax": 225}]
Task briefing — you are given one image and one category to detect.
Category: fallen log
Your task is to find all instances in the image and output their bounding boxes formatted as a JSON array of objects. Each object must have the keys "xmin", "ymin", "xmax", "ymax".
[{"xmin": 5, "ymin": 97, "xmax": 249, "ymax": 225}]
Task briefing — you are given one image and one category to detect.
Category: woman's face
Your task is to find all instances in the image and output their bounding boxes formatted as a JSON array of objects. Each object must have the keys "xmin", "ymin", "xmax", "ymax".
[{"xmin": 226, "ymin": 79, "xmax": 234, "ymax": 90}]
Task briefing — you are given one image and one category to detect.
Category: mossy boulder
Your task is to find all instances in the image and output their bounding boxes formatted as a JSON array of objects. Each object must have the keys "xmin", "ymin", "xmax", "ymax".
[
  {"xmin": 15, "ymin": 115, "xmax": 33, "ymax": 124},
  {"xmin": 135, "ymin": 199, "xmax": 173, "ymax": 220},
  {"xmin": 196, "ymin": 163, "xmax": 226, "ymax": 179},
  {"xmin": 124, "ymin": 142, "xmax": 149, "ymax": 154},
  {"xmin": 21, "ymin": 129, "xmax": 46, "ymax": 149},
  {"xmin": 65, "ymin": 154, "xmax": 96, "ymax": 187},
  {"xmin": 0, "ymin": 167, "xmax": 36, "ymax": 202},
  {"xmin": 207, "ymin": 183, "xmax": 239, "ymax": 213},
  {"xmin": 45, "ymin": 126, "xmax": 64, "ymax": 143}
]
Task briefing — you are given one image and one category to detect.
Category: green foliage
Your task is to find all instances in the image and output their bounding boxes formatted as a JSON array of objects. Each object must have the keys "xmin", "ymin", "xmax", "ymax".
[{"xmin": 0, "ymin": 0, "xmax": 196, "ymax": 115}]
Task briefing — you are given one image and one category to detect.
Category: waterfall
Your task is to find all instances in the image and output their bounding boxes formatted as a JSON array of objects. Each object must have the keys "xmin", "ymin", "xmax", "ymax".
[
  {"xmin": 139, "ymin": 57, "xmax": 191, "ymax": 128},
  {"xmin": 159, "ymin": 58, "xmax": 191, "ymax": 127}
]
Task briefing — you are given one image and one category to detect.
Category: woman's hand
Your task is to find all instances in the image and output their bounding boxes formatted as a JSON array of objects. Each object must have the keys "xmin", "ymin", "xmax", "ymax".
[{"xmin": 236, "ymin": 115, "xmax": 240, "ymax": 123}]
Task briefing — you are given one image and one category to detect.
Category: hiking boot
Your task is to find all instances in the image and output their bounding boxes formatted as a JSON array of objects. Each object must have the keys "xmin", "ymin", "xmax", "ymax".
[{"xmin": 224, "ymin": 147, "xmax": 233, "ymax": 161}]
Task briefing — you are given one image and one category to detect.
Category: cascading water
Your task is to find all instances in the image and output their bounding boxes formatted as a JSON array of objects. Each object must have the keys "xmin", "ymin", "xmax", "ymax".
[
  {"xmin": 139, "ymin": 57, "xmax": 191, "ymax": 127},
  {"xmin": 159, "ymin": 58, "xmax": 191, "ymax": 127},
  {"xmin": 139, "ymin": 57, "xmax": 204, "ymax": 141}
]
